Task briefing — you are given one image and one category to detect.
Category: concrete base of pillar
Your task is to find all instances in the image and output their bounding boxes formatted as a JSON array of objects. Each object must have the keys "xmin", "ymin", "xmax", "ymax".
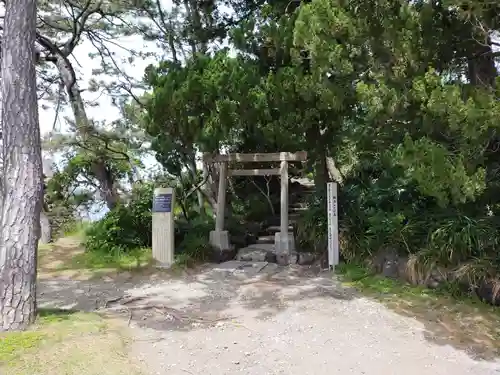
[
  {"xmin": 209, "ymin": 230, "xmax": 230, "ymax": 251},
  {"xmin": 274, "ymin": 231, "xmax": 295, "ymax": 254}
]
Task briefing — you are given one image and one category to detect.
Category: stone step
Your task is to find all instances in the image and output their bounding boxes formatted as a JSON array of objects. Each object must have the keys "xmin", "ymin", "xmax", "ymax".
[
  {"xmin": 212, "ymin": 260, "xmax": 278, "ymax": 276},
  {"xmin": 235, "ymin": 245, "xmax": 319, "ymax": 266},
  {"xmin": 290, "ymin": 202, "xmax": 308, "ymax": 209},
  {"xmin": 236, "ymin": 244, "xmax": 277, "ymax": 263},
  {"xmin": 289, "ymin": 206, "xmax": 308, "ymax": 213},
  {"xmin": 256, "ymin": 235, "xmax": 275, "ymax": 244},
  {"xmin": 265, "ymin": 225, "xmax": 294, "ymax": 234},
  {"xmin": 264, "ymin": 216, "xmax": 299, "ymax": 227},
  {"xmin": 290, "ymin": 177, "xmax": 315, "ymax": 186}
]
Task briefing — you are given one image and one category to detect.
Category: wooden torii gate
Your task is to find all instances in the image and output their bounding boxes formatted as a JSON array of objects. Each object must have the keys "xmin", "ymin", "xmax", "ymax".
[{"xmin": 203, "ymin": 151, "xmax": 307, "ymax": 262}]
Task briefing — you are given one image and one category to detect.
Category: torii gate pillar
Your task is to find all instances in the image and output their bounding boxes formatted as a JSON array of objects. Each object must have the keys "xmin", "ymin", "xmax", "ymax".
[
  {"xmin": 209, "ymin": 161, "xmax": 230, "ymax": 251},
  {"xmin": 274, "ymin": 159, "xmax": 295, "ymax": 263}
]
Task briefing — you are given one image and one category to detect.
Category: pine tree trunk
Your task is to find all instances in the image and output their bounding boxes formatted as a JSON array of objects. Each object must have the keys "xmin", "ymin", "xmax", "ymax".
[
  {"xmin": 39, "ymin": 210, "xmax": 52, "ymax": 244},
  {"xmin": 54, "ymin": 55, "xmax": 120, "ymax": 210},
  {"xmin": 0, "ymin": 0, "xmax": 43, "ymax": 331},
  {"xmin": 188, "ymin": 158, "xmax": 206, "ymax": 216}
]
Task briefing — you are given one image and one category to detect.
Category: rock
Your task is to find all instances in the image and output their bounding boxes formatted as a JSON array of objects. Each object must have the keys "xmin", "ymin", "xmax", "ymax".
[
  {"xmin": 276, "ymin": 253, "xmax": 289, "ymax": 266},
  {"xmin": 427, "ymin": 279, "xmax": 440, "ymax": 289},
  {"xmin": 369, "ymin": 248, "xmax": 398, "ymax": 275},
  {"xmin": 370, "ymin": 249, "xmax": 428, "ymax": 284},
  {"xmin": 382, "ymin": 255, "xmax": 399, "ymax": 279},
  {"xmin": 475, "ymin": 280, "xmax": 500, "ymax": 306},
  {"xmin": 231, "ymin": 235, "xmax": 248, "ymax": 248},
  {"xmin": 237, "ymin": 245, "xmax": 276, "ymax": 263},
  {"xmin": 212, "ymin": 247, "xmax": 237, "ymax": 263},
  {"xmin": 288, "ymin": 252, "xmax": 298, "ymax": 264},
  {"xmin": 297, "ymin": 252, "xmax": 316, "ymax": 265},
  {"xmin": 431, "ymin": 268, "xmax": 448, "ymax": 282},
  {"xmin": 246, "ymin": 233, "xmax": 258, "ymax": 245},
  {"xmin": 423, "ymin": 268, "xmax": 449, "ymax": 289}
]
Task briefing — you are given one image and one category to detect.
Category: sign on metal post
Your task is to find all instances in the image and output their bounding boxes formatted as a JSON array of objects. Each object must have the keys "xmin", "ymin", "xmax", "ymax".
[{"xmin": 326, "ymin": 182, "xmax": 339, "ymax": 270}]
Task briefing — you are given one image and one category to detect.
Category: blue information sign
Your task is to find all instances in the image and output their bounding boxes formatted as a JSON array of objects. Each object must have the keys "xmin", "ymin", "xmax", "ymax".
[{"xmin": 153, "ymin": 193, "xmax": 172, "ymax": 213}]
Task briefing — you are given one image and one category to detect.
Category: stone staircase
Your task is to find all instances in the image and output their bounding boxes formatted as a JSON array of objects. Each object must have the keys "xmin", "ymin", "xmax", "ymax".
[{"xmin": 235, "ymin": 179, "xmax": 315, "ymax": 265}]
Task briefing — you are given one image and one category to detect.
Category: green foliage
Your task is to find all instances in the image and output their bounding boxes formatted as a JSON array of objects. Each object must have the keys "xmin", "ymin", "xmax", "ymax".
[
  {"xmin": 237, "ymin": 194, "xmax": 275, "ymax": 222},
  {"xmin": 296, "ymin": 196, "xmax": 327, "ymax": 254},
  {"xmin": 84, "ymin": 183, "xmax": 154, "ymax": 254},
  {"xmin": 62, "ymin": 220, "xmax": 92, "ymax": 237},
  {"xmin": 175, "ymin": 216, "xmax": 214, "ymax": 265},
  {"xmin": 422, "ymin": 215, "xmax": 499, "ymax": 267},
  {"xmin": 0, "ymin": 331, "xmax": 45, "ymax": 363},
  {"xmin": 338, "ymin": 162, "xmax": 500, "ymax": 285},
  {"xmin": 44, "ymin": 168, "xmax": 94, "ymax": 237},
  {"xmin": 67, "ymin": 247, "xmax": 152, "ymax": 271},
  {"xmin": 84, "ymin": 180, "xmax": 216, "ymax": 265}
]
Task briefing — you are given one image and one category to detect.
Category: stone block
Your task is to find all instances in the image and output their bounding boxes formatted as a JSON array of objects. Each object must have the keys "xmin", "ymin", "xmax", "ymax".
[
  {"xmin": 274, "ymin": 232, "xmax": 295, "ymax": 254},
  {"xmin": 276, "ymin": 253, "xmax": 289, "ymax": 266},
  {"xmin": 288, "ymin": 251, "xmax": 298, "ymax": 264},
  {"xmin": 476, "ymin": 281, "xmax": 500, "ymax": 306},
  {"xmin": 297, "ymin": 252, "xmax": 316, "ymax": 265}
]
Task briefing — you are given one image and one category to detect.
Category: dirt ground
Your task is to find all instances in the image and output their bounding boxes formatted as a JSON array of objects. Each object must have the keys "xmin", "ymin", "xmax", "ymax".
[{"xmin": 30, "ymin": 238, "xmax": 500, "ymax": 375}]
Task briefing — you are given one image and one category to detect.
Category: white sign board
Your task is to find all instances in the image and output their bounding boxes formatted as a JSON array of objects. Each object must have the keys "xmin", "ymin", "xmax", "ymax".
[
  {"xmin": 326, "ymin": 182, "xmax": 339, "ymax": 270},
  {"xmin": 152, "ymin": 187, "xmax": 175, "ymax": 268}
]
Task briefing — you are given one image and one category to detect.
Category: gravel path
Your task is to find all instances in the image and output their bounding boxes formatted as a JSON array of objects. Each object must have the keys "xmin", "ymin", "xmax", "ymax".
[{"xmin": 39, "ymin": 261, "xmax": 500, "ymax": 375}]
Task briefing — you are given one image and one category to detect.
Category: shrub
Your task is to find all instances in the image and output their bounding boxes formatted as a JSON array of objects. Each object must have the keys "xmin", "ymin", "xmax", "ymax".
[
  {"xmin": 84, "ymin": 180, "xmax": 217, "ymax": 267},
  {"xmin": 175, "ymin": 216, "xmax": 214, "ymax": 264},
  {"xmin": 337, "ymin": 161, "xmax": 500, "ymax": 290},
  {"xmin": 84, "ymin": 183, "xmax": 154, "ymax": 254},
  {"xmin": 296, "ymin": 195, "xmax": 328, "ymax": 254}
]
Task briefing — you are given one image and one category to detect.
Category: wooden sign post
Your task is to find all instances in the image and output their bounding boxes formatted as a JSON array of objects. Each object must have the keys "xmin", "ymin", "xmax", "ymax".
[
  {"xmin": 152, "ymin": 187, "xmax": 175, "ymax": 268},
  {"xmin": 326, "ymin": 182, "xmax": 339, "ymax": 270}
]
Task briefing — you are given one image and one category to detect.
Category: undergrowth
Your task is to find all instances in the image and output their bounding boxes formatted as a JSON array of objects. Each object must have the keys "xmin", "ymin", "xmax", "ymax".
[
  {"xmin": 67, "ymin": 247, "xmax": 152, "ymax": 270},
  {"xmin": 335, "ymin": 263, "xmax": 500, "ymax": 315},
  {"xmin": 83, "ymin": 182, "xmax": 216, "ymax": 267},
  {"xmin": 295, "ymin": 162, "xmax": 500, "ymax": 305}
]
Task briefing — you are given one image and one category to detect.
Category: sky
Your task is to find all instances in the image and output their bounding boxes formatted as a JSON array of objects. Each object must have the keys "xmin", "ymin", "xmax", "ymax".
[
  {"xmin": 38, "ymin": 30, "xmax": 163, "ymax": 219},
  {"xmin": 38, "ymin": 0, "xmax": 233, "ymax": 138},
  {"xmin": 35, "ymin": 0, "xmax": 234, "ymax": 219},
  {"xmin": 39, "ymin": 36, "xmax": 157, "ymax": 136}
]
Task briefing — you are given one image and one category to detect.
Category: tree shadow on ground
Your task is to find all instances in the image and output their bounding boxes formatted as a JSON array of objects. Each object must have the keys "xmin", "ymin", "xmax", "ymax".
[
  {"xmin": 340, "ymin": 273, "xmax": 500, "ymax": 361},
  {"xmin": 38, "ymin": 260, "xmax": 500, "ymax": 362}
]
